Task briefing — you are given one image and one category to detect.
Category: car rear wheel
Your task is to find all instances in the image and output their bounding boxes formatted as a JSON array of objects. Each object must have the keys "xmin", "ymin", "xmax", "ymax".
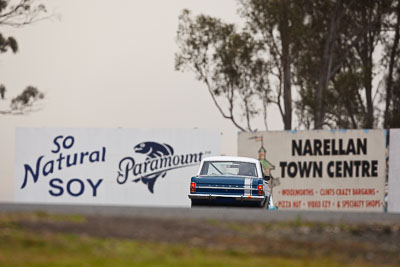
[
  {"xmin": 258, "ymin": 198, "xmax": 266, "ymax": 208},
  {"xmin": 191, "ymin": 200, "xmax": 201, "ymax": 207},
  {"xmin": 264, "ymin": 196, "xmax": 272, "ymax": 209}
]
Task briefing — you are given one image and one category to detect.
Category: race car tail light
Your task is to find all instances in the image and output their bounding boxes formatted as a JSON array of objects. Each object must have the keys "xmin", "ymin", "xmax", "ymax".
[
  {"xmin": 190, "ymin": 182, "xmax": 196, "ymax": 193},
  {"xmin": 258, "ymin": 184, "xmax": 263, "ymax": 195}
]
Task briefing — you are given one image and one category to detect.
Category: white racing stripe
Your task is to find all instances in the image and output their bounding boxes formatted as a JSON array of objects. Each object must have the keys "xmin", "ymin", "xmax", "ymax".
[{"xmin": 244, "ymin": 178, "xmax": 251, "ymax": 196}]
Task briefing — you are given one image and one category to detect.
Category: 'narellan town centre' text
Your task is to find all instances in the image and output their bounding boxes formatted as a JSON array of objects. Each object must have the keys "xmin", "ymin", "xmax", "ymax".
[{"xmin": 280, "ymin": 138, "xmax": 379, "ymax": 178}]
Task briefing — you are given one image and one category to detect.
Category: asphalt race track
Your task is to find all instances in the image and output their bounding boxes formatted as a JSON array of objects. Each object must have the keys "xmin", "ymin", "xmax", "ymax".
[{"xmin": 1, "ymin": 203, "xmax": 399, "ymax": 224}]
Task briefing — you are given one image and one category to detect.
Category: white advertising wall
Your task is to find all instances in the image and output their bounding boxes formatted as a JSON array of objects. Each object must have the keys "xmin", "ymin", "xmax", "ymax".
[
  {"xmin": 15, "ymin": 128, "xmax": 220, "ymax": 207},
  {"xmin": 388, "ymin": 129, "xmax": 400, "ymax": 213},
  {"xmin": 239, "ymin": 129, "xmax": 386, "ymax": 212}
]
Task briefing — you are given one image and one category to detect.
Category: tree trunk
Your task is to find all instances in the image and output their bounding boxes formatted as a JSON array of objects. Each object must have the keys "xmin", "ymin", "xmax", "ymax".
[
  {"xmin": 363, "ymin": 55, "xmax": 374, "ymax": 128},
  {"xmin": 359, "ymin": 6, "xmax": 375, "ymax": 129},
  {"xmin": 280, "ymin": 0, "xmax": 292, "ymax": 130},
  {"xmin": 384, "ymin": 0, "xmax": 400, "ymax": 129},
  {"xmin": 315, "ymin": 0, "xmax": 343, "ymax": 129}
]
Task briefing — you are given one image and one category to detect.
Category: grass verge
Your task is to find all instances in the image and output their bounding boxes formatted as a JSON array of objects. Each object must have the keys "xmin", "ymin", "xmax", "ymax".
[{"xmin": 0, "ymin": 212, "xmax": 395, "ymax": 267}]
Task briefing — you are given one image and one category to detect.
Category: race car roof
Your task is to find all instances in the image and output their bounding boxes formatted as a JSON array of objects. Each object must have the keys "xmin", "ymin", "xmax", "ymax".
[{"xmin": 201, "ymin": 156, "xmax": 259, "ymax": 164}]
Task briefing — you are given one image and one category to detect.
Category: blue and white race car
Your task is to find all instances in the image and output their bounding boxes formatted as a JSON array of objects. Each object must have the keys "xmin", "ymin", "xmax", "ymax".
[{"xmin": 188, "ymin": 156, "xmax": 275, "ymax": 209}]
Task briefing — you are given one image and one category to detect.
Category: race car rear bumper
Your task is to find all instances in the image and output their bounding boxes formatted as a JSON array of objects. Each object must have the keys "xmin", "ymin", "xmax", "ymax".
[{"xmin": 188, "ymin": 193, "xmax": 264, "ymax": 202}]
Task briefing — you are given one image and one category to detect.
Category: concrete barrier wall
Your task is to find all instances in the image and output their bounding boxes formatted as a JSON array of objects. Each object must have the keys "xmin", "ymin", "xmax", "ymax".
[
  {"xmin": 388, "ymin": 129, "xmax": 400, "ymax": 213},
  {"xmin": 14, "ymin": 128, "xmax": 220, "ymax": 207},
  {"xmin": 238, "ymin": 129, "xmax": 387, "ymax": 212}
]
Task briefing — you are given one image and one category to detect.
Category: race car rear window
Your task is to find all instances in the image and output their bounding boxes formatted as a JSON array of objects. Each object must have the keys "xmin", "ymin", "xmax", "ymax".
[{"xmin": 200, "ymin": 161, "xmax": 257, "ymax": 177}]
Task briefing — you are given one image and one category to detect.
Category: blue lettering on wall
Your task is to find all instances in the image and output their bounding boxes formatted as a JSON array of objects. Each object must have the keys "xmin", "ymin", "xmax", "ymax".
[
  {"xmin": 21, "ymin": 135, "xmax": 106, "ymax": 189},
  {"xmin": 67, "ymin": 178, "xmax": 85, "ymax": 197},
  {"xmin": 87, "ymin": 179, "xmax": 103, "ymax": 197},
  {"xmin": 52, "ymin": 135, "xmax": 75, "ymax": 153},
  {"xmin": 51, "ymin": 135, "xmax": 63, "ymax": 153},
  {"xmin": 116, "ymin": 141, "xmax": 204, "ymax": 194},
  {"xmin": 116, "ymin": 157, "xmax": 135, "ymax": 184},
  {"xmin": 48, "ymin": 178, "xmax": 103, "ymax": 197},
  {"xmin": 21, "ymin": 155, "xmax": 45, "ymax": 189},
  {"xmin": 49, "ymin": 178, "xmax": 63, "ymax": 196}
]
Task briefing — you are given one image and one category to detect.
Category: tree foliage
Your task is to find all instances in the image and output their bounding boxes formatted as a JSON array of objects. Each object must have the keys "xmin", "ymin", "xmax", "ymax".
[
  {"xmin": 10, "ymin": 85, "xmax": 43, "ymax": 109},
  {"xmin": 176, "ymin": 0, "xmax": 400, "ymax": 131},
  {"xmin": 0, "ymin": 0, "xmax": 47, "ymax": 27},
  {"xmin": 0, "ymin": 85, "xmax": 44, "ymax": 115},
  {"xmin": 384, "ymin": 0, "xmax": 400, "ymax": 128},
  {"xmin": 0, "ymin": 0, "xmax": 47, "ymax": 114},
  {"xmin": 295, "ymin": 0, "xmax": 395, "ymax": 129},
  {"xmin": 0, "ymin": 33, "xmax": 17, "ymax": 53},
  {"xmin": 0, "ymin": 0, "xmax": 47, "ymax": 51},
  {"xmin": 240, "ymin": 0, "xmax": 301, "ymax": 130},
  {"xmin": 176, "ymin": 9, "xmax": 271, "ymax": 132},
  {"xmin": 0, "ymin": 83, "xmax": 5, "ymax": 99}
]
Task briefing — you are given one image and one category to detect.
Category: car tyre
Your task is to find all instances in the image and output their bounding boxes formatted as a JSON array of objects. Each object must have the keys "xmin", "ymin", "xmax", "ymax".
[
  {"xmin": 191, "ymin": 200, "xmax": 200, "ymax": 207},
  {"xmin": 258, "ymin": 198, "xmax": 267, "ymax": 208}
]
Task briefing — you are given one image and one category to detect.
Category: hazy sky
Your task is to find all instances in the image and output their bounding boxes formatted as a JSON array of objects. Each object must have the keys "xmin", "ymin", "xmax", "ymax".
[{"xmin": 0, "ymin": 0, "xmax": 283, "ymax": 201}]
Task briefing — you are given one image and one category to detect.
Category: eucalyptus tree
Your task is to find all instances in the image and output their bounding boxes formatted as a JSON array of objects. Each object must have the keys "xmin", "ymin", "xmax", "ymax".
[
  {"xmin": 0, "ymin": 0, "xmax": 47, "ymax": 114},
  {"xmin": 176, "ymin": 0, "xmax": 303, "ymax": 131},
  {"xmin": 239, "ymin": 0, "xmax": 301, "ymax": 130},
  {"xmin": 294, "ymin": 0, "xmax": 393, "ymax": 129},
  {"xmin": 384, "ymin": 0, "xmax": 400, "ymax": 128},
  {"xmin": 176, "ymin": 9, "xmax": 271, "ymax": 132},
  {"xmin": 0, "ymin": 0, "xmax": 46, "ymax": 52},
  {"xmin": 176, "ymin": 0, "xmax": 399, "ymax": 131}
]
